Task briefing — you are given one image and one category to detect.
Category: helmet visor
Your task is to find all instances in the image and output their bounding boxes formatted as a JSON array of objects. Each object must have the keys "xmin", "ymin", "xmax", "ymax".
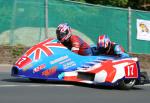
[{"xmin": 56, "ymin": 29, "xmax": 68, "ymax": 41}]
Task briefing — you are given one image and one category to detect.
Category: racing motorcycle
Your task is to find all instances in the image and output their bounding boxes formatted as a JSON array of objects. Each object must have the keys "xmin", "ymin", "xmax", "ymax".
[{"xmin": 11, "ymin": 38, "xmax": 149, "ymax": 89}]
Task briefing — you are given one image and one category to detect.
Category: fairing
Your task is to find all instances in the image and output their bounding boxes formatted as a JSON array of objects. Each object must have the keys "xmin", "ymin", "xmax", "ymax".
[{"xmin": 11, "ymin": 38, "xmax": 140, "ymax": 86}]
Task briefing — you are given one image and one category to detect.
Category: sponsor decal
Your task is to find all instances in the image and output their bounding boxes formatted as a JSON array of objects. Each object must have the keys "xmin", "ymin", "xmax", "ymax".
[
  {"xmin": 59, "ymin": 58, "xmax": 71, "ymax": 64},
  {"xmin": 33, "ymin": 64, "xmax": 46, "ymax": 73},
  {"xmin": 50, "ymin": 55, "xmax": 76, "ymax": 70},
  {"xmin": 58, "ymin": 72, "xmax": 65, "ymax": 80},
  {"xmin": 63, "ymin": 61, "xmax": 76, "ymax": 69},
  {"xmin": 42, "ymin": 66, "xmax": 57, "ymax": 77},
  {"xmin": 50, "ymin": 55, "xmax": 69, "ymax": 64},
  {"xmin": 77, "ymin": 63, "xmax": 102, "ymax": 72}
]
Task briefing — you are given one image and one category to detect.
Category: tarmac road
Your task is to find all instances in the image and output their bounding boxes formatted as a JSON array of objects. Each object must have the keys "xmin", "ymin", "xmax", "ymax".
[{"xmin": 0, "ymin": 64, "xmax": 150, "ymax": 103}]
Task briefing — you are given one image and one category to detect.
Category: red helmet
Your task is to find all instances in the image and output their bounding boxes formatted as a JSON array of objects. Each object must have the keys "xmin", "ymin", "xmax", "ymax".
[
  {"xmin": 97, "ymin": 35, "xmax": 111, "ymax": 49},
  {"xmin": 56, "ymin": 23, "xmax": 72, "ymax": 42}
]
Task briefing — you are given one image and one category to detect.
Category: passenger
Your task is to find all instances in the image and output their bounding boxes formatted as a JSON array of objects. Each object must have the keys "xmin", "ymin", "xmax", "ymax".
[
  {"xmin": 95, "ymin": 34, "xmax": 129, "ymax": 58},
  {"xmin": 56, "ymin": 23, "xmax": 92, "ymax": 56}
]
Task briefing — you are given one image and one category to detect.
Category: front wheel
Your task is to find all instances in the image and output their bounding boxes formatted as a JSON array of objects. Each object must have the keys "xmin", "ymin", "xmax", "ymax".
[{"xmin": 118, "ymin": 79, "xmax": 136, "ymax": 90}]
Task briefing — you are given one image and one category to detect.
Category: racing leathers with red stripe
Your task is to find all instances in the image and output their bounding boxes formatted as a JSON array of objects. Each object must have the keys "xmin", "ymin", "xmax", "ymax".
[
  {"xmin": 61, "ymin": 35, "xmax": 92, "ymax": 56},
  {"xmin": 96, "ymin": 42, "xmax": 129, "ymax": 58}
]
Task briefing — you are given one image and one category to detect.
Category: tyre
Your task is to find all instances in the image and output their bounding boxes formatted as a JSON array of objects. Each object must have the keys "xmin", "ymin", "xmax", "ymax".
[
  {"xmin": 118, "ymin": 79, "xmax": 136, "ymax": 90},
  {"xmin": 140, "ymin": 72, "xmax": 149, "ymax": 84}
]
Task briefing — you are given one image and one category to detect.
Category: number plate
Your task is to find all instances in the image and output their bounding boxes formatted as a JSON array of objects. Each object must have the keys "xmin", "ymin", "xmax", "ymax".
[
  {"xmin": 124, "ymin": 63, "xmax": 138, "ymax": 78},
  {"xmin": 15, "ymin": 56, "xmax": 32, "ymax": 68}
]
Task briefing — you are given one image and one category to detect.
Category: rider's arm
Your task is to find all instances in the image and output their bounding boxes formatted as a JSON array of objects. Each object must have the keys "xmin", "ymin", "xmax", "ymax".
[
  {"xmin": 70, "ymin": 36, "xmax": 80, "ymax": 54},
  {"xmin": 71, "ymin": 43, "xmax": 80, "ymax": 53}
]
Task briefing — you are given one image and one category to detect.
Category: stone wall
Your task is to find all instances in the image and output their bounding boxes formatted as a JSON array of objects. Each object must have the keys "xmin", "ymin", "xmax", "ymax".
[{"xmin": 0, "ymin": 46, "xmax": 28, "ymax": 64}]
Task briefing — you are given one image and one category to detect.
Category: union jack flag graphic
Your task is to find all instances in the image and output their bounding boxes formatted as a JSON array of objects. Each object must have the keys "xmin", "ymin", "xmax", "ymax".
[{"xmin": 24, "ymin": 38, "xmax": 66, "ymax": 61}]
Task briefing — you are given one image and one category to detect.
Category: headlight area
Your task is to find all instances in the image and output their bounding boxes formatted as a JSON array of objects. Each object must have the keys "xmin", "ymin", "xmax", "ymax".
[{"xmin": 11, "ymin": 66, "xmax": 19, "ymax": 76}]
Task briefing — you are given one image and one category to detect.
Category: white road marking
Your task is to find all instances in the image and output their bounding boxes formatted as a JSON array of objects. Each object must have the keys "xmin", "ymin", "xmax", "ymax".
[
  {"xmin": 0, "ymin": 84, "xmax": 150, "ymax": 88},
  {"xmin": 0, "ymin": 84, "xmax": 74, "ymax": 88}
]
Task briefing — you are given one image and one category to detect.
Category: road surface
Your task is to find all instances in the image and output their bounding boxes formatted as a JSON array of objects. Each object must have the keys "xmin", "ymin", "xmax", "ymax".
[{"xmin": 0, "ymin": 64, "xmax": 150, "ymax": 103}]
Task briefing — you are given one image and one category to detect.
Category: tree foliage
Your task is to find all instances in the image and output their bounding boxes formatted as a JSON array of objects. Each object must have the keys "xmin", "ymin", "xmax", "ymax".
[{"xmin": 71, "ymin": 0, "xmax": 150, "ymax": 11}]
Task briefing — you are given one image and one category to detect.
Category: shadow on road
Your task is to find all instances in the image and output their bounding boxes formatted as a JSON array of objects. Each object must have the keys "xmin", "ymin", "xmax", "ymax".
[{"xmin": 1, "ymin": 78, "xmax": 144, "ymax": 91}]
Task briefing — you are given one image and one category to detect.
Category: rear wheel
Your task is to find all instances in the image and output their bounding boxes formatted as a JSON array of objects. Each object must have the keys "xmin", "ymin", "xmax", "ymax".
[
  {"xmin": 118, "ymin": 79, "xmax": 136, "ymax": 90},
  {"xmin": 140, "ymin": 72, "xmax": 149, "ymax": 84}
]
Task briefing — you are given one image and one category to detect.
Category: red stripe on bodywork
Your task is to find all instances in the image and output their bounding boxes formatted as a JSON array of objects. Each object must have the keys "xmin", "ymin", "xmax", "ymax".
[
  {"xmin": 64, "ymin": 76, "xmax": 81, "ymax": 82},
  {"xmin": 89, "ymin": 60, "xmax": 116, "ymax": 82},
  {"xmin": 89, "ymin": 59, "xmax": 137, "ymax": 82}
]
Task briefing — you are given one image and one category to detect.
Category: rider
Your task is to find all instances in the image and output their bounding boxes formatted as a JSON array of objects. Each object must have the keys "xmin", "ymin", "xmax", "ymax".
[
  {"xmin": 56, "ymin": 23, "xmax": 92, "ymax": 56},
  {"xmin": 95, "ymin": 34, "xmax": 129, "ymax": 58}
]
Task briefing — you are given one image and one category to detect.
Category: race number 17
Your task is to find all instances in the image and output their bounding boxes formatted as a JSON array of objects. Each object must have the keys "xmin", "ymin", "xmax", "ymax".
[{"xmin": 125, "ymin": 63, "xmax": 138, "ymax": 78}]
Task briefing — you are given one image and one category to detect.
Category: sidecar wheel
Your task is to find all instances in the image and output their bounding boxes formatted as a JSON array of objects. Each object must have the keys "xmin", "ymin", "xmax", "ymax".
[{"xmin": 118, "ymin": 79, "xmax": 136, "ymax": 90}]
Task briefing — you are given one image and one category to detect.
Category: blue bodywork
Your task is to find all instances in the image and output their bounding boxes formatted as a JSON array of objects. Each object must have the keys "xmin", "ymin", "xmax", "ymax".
[{"xmin": 11, "ymin": 39, "xmax": 141, "ymax": 87}]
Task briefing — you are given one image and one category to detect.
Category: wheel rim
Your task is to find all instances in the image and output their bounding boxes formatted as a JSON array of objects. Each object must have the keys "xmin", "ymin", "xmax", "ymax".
[{"xmin": 124, "ymin": 79, "xmax": 136, "ymax": 86}]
